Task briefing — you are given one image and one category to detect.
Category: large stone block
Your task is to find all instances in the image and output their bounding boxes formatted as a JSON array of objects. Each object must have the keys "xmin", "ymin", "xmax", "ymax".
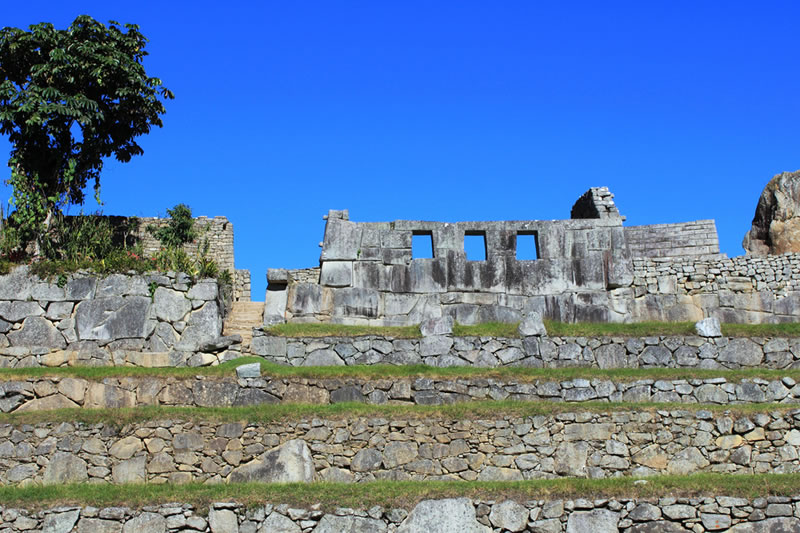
[
  {"xmin": 228, "ymin": 439, "xmax": 314, "ymax": 483},
  {"xmin": 153, "ymin": 287, "xmax": 191, "ymax": 322},
  {"xmin": 332, "ymin": 287, "xmax": 379, "ymax": 318},
  {"xmin": 7, "ymin": 316, "xmax": 66, "ymax": 349},
  {"xmin": 287, "ymin": 283, "xmax": 323, "ymax": 316},
  {"xmin": 75, "ymin": 296, "xmax": 150, "ymax": 341},
  {"xmin": 176, "ymin": 301, "xmax": 222, "ymax": 351},
  {"xmin": 321, "ymin": 219, "xmax": 362, "ymax": 261},
  {"xmin": 719, "ymin": 338, "xmax": 763, "ymax": 368},
  {"xmin": 566, "ymin": 509, "xmax": 620, "ymax": 533},
  {"xmin": 320, "ymin": 261, "xmax": 353, "ymax": 287},
  {"xmin": 397, "ymin": 498, "xmax": 491, "ymax": 533}
]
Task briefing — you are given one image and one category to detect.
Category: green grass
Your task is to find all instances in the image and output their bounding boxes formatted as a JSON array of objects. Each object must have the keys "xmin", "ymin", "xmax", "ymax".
[
  {"xmin": 265, "ymin": 320, "xmax": 800, "ymax": 338},
  {"xmin": 3, "ymin": 358, "xmax": 800, "ymax": 384},
  {"xmin": 264, "ymin": 322, "xmax": 422, "ymax": 338},
  {"xmin": 1, "ymin": 474, "xmax": 799, "ymax": 510},
  {"xmin": 0, "ymin": 401, "xmax": 793, "ymax": 426}
]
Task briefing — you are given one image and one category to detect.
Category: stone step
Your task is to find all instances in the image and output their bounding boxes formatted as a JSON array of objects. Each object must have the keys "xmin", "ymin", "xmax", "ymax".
[{"xmin": 223, "ymin": 302, "xmax": 265, "ymax": 349}]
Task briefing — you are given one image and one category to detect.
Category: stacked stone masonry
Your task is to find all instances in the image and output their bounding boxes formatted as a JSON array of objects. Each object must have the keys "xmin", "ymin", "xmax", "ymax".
[
  {"xmin": 4, "ymin": 373, "xmax": 800, "ymax": 413},
  {"xmin": 266, "ymin": 188, "xmax": 800, "ymax": 325},
  {"xmin": 251, "ymin": 332, "xmax": 800, "ymax": 370},
  {"xmin": 136, "ymin": 216, "xmax": 235, "ymax": 273},
  {"xmin": 2, "ymin": 496, "xmax": 800, "ymax": 532},
  {"xmin": 2, "ymin": 409, "xmax": 800, "ymax": 485},
  {"xmin": 3, "ymin": 496, "xmax": 800, "ymax": 532},
  {"xmin": 0, "ymin": 267, "xmax": 237, "ymax": 369}
]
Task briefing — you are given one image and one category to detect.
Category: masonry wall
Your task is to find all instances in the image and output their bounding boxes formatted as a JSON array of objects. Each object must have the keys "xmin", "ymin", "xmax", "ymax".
[
  {"xmin": 3, "ymin": 373, "xmax": 799, "ymax": 413},
  {"xmin": 250, "ymin": 332, "xmax": 800, "ymax": 370},
  {"xmin": 624, "ymin": 220, "xmax": 721, "ymax": 258},
  {"xmin": 3, "ymin": 497, "xmax": 800, "ymax": 532},
  {"xmin": 0, "ymin": 267, "xmax": 236, "ymax": 369},
  {"xmin": 1, "ymin": 409, "xmax": 799, "ymax": 485}
]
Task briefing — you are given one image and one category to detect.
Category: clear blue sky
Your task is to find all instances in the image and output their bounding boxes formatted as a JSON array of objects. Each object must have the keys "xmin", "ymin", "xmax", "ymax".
[{"xmin": 2, "ymin": 2, "xmax": 799, "ymax": 300}]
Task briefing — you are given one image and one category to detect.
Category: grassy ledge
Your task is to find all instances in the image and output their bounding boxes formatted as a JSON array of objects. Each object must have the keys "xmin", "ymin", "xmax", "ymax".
[
  {"xmin": 1, "ymin": 474, "xmax": 799, "ymax": 510},
  {"xmin": 265, "ymin": 321, "xmax": 800, "ymax": 338},
  {"xmin": 0, "ymin": 401, "xmax": 795, "ymax": 426},
  {"xmin": 4, "ymin": 358, "xmax": 800, "ymax": 384}
]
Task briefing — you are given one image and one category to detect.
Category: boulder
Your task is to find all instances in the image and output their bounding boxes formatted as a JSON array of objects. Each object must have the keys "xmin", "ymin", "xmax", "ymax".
[
  {"xmin": 176, "ymin": 301, "xmax": 222, "ymax": 350},
  {"xmin": 42, "ymin": 509, "xmax": 81, "ymax": 533},
  {"xmin": 261, "ymin": 512, "xmax": 301, "ymax": 533},
  {"xmin": 228, "ymin": 439, "xmax": 314, "ymax": 483},
  {"xmin": 153, "ymin": 287, "xmax": 191, "ymax": 322},
  {"xmin": 122, "ymin": 512, "xmax": 166, "ymax": 533},
  {"xmin": 695, "ymin": 317, "xmax": 722, "ymax": 338},
  {"xmin": 743, "ymin": 169, "xmax": 800, "ymax": 255},
  {"xmin": 518, "ymin": 311, "xmax": 546, "ymax": 337},
  {"xmin": 208, "ymin": 508, "xmax": 238, "ymax": 533},
  {"xmin": 489, "ymin": 501, "xmax": 529, "ymax": 532},
  {"xmin": 397, "ymin": 498, "xmax": 491, "ymax": 533}
]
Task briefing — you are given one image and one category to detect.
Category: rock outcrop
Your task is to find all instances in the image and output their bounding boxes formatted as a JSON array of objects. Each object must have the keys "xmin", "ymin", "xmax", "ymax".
[{"xmin": 744, "ymin": 170, "xmax": 800, "ymax": 255}]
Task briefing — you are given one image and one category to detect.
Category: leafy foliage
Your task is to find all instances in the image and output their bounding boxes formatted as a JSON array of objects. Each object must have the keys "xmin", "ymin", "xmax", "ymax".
[
  {"xmin": 0, "ymin": 16, "xmax": 173, "ymax": 244},
  {"xmin": 148, "ymin": 203, "xmax": 196, "ymax": 248}
]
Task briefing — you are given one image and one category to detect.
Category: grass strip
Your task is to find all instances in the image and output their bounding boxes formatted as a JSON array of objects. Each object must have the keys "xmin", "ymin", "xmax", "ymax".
[
  {"xmin": 1, "ymin": 474, "xmax": 799, "ymax": 510},
  {"xmin": 3, "ymin": 359, "xmax": 800, "ymax": 384},
  {"xmin": 0, "ymin": 401, "xmax": 795, "ymax": 426},
  {"xmin": 265, "ymin": 321, "xmax": 800, "ymax": 338}
]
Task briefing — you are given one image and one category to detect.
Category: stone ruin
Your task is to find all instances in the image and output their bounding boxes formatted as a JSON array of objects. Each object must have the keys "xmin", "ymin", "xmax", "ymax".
[{"xmin": 264, "ymin": 187, "xmax": 800, "ymax": 326}]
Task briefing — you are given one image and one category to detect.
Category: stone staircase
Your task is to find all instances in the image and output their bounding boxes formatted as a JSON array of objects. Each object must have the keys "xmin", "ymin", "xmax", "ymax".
[{"xmin": 222, "ymin": 301, "xmax": 264, "ymax": 350}]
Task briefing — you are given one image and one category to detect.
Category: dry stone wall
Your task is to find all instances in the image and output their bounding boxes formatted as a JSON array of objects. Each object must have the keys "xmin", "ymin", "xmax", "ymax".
[
  {"xmin": 3, "ymin": 373, "xmax": 800, "ymax": 413},
  {"xmin": 1, "ymin": 409, "xmax": 800, "ymax": 485},
  {"xmin": 2, "ymin": 496, "xmax": 800, "ymax": 533},
  {"xmin": 0, "ymin": 267, "xmax": 235, "ymax": 369},
  {"xmin": 136, "ymin": 216, "xmax": 235, "ymax": 273},
  {"xmin": 251, "ymin": 331, "xmax": 800, "ymax": 370}
]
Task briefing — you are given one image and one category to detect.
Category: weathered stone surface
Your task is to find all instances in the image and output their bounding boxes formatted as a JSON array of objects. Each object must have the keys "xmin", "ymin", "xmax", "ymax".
[
  {"xmin": 16, "ymin": 394, "xmax": 78, "ymax": 412},
  {"xmin": 8, "ymin": 316, "xmax": 66, "ymax": 348},
  {"xmin": 251, "ymin": 335, "xmax": 287, "ymax": 357},
  {"xmin": 330, "ymin": 385, "xmax": 365, "ymax": 403},
  {"xmin": 728, "ymin": 517, "xmax": 800, "ymax": 532},
  {"xmin": 696, "ymin": 317, "xmax": 722, "ymax": 337},
  {"xmin": 302, "ymin": 349, "xmax": 345, "ymax": 366},
  {"xmin": 397, "ymin": 498, "xmax": 491, "ymax": 533},
  {"xmin": 320, "ymin": 261, "xmax": 353, "ymax": 288},
  {"xmin": 628, "ymin": 522, "xmax": 691, "ymax": 533},
  {"xmin": 113, "ymin": 456, "xmax": 146, "ymax": 484},
  {"xmin": 554, "ymin": 441, "xmax": 588, "ymax": 476},
  {"xmin": 261, "ymin": 512, "xmax": 302, "ymax": 533},
  {"xmin": 312, "ymin": 514, "xmax": 388, "ymax": 533},
  {"xmin": 235, "ymin": 362, "xmax": 261, "ymax": 379},
  {"xmin": 228, "ymin": 439, "xmax": 314, "ymax": 483},
  {"xmin": 208, "ymin": 508, "xmax": 238, "ymax": 533},
  {"xmin": 153, "ymin": 287, "xmax": 191, "ymax": 322},
  {"xmin": 488, "ymin": 500, "xmax": 529, "ymax": 532},
  {"xmin": 42, "ymin": 509, "xmax": 81, "ymax": 533},
  {"xmin": 77, "ymin": 517, "xmax": 122, "ymax": 533},
  {"xmin": 42, "ymin": 451, "xmax": 88, "ymax": 485},
  {"xmin": 719, "ymin": 339, "xmax": 763, "ymax": 367},
  {"xmin": 177, "ymin": 301, "xmax": 221, "ymax": 350},
  {"xmin": 595, "ymin": 343, "xmax": 631, "ymax": 369},
  {"xmin": 518, "ymin": 311, "xmax": 546, "ymax": 337},
  {"xmin": 566, "ymin": 509, "xmax": 619, "ymax": 533},
  {"xmin": 419, "ymin": 316, "xmax": 454, "ymax": 337},
  {"xmin": 75, "ymin": 296, "xmax": 150, "ymax": 341},
  {"xmin": 351, "ymin": 448, "xmax": 383, "ymax": 472},
  {"xmin": 201, "ymin": 335, "xmax": 242, "ymax": 352},
  {"xmin": 122, "ymin": 512, "xmax": 166, "ymax": 533},
  {"xmin": 743, "ymin": 169, "xmax": 800, "ymax": 255}
]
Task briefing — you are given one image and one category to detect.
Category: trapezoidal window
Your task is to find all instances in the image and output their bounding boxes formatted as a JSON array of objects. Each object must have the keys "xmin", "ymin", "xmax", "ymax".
[
  {"xmin": 516, "ymin": 231, "xmax": 539, "ymax": 260},
  {"xmin": 464, "ymin": 231, "xmax": 487, "ymax": 261},
  {"xmin": 412, "ymin": 231, "xmax": 434, "ymax": 259}
]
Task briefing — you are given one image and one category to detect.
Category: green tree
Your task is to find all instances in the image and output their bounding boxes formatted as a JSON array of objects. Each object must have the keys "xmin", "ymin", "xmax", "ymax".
[{"xmin": 0, "ymin": 15, "xmax": 173, "ymax": 251}]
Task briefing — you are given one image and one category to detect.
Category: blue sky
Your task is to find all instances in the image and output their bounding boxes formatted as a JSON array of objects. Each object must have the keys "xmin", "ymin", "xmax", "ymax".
[{"xmin": 2, "ymin": 2, "xmax": 799, "ymax": 300}]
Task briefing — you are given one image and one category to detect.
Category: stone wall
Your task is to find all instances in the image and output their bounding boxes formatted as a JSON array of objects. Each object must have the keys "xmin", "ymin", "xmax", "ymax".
[
  {"xmin": 135, "ymin": 216, "xmax": 235, "ymax": 273},
  {"xmin": 251, "ymin": 331, "xmax": 800, "ymax": 370},
  {"xmin": 0, "ymin": 267, "xmax": 234, "ymax": 369},
  {"xmin": 2, "ymin": 496, "xmax": 799, "ymax": 532},
  {"xmin": 3, "ymin": 373, "xmax": 800, "ymax": 412},
  {"xmin": 264, "ymin": 188, "xmax": 800, "ymax": 325},
  {"xmin": 233, "ymin": 269, "xmax": 251, "ymax": 302},
  {"xmin": 632, "ymin": 252, "xmax": 800, "ymax": 323},
  {"xmin": 1, "ymin": 409, "xmax": 799, "ymax": 485},
  {"xmin": 2, "ymin": 496, "xmax": 800, "ymax": 532}
]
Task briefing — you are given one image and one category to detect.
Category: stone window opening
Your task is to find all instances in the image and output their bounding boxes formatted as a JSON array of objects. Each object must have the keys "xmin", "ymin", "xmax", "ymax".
[
  {"xmin": 412, "ymin": 231, "xmax": 434, "ymax": 259},
  {"xmin": 464, "ymin": 231, "xmax": 487, "ymax": 261},
  {"xmin": 516, "ymin": 231, "xmax": 539, "ymax": 260}
]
